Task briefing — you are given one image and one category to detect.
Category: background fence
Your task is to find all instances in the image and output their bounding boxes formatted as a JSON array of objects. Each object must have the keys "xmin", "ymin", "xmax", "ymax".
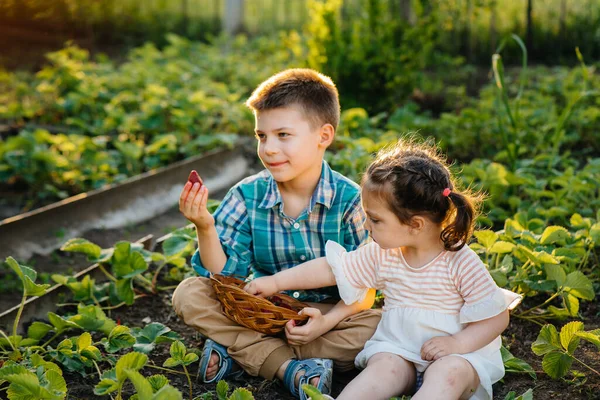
[{"xmin": 1, "ymin": 0, "xmax": 599, "ymax": 69}]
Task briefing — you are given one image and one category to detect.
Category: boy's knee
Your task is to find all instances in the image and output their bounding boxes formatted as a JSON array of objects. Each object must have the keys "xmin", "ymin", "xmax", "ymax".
[
  {"xmin": 172, "ymin": 276, "xmax": 211, "ymax": 315},
  {"xmin": 342, "ymin": 309, "xmax": 381, "ymax": 346}
]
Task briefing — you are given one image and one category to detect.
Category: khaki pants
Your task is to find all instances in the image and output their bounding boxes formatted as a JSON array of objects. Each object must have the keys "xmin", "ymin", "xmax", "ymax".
[{"xmin": 172, "ymin": 277, "xmax": 381, "ymax": 379}]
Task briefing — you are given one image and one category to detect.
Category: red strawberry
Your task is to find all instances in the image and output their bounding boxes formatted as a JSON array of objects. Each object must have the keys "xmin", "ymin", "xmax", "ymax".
[{"xmin": 187, "ymin": 170, "xmax": 203, "ymax": 186}]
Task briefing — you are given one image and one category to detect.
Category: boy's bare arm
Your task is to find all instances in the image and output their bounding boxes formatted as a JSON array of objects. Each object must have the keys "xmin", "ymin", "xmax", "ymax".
[
  {"xmin": 196, "ymin": 226, "xmax": 227, "ymax": 274},
  {"xmin": 180, "ymin": 181, "xmax": 227, "ymax": 274}
]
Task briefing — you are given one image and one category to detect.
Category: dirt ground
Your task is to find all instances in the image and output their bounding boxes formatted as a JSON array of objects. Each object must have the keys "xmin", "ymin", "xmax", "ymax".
[{"xmin": 49, "ymin": 282, "xmax": 600, "ymax": 400}]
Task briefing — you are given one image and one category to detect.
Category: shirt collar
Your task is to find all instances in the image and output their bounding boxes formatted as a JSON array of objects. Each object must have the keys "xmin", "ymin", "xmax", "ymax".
[{"xmin": 258, "ymin": 160, "xmax": 336, "ymax": 211}]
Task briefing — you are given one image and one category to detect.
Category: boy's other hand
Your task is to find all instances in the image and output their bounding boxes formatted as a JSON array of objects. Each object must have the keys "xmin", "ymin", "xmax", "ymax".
[
  {"xmin": 243, "ymin": 276, "xmax": 278, "ymax": 298},
  {"xmin": 284, "ymin": 308, "xmax": 328, "ymax": 345},
  {"xmin": 179, "ymin": 182, "xmax": 215, "ymax": 232}
]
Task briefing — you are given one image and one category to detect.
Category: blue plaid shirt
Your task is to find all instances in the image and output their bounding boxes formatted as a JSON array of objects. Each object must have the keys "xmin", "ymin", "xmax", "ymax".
[{"xmin": 191, "ymin": 160, "xmax": 368, "ymax": 302}]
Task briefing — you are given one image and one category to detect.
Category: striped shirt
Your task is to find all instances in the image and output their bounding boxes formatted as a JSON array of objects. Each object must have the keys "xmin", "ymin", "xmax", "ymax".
[
  {"xmin": 338, "ymin": 242, "xmax": 498, "ymax": 313},
  {"xmin": 191, "ymin": 160, "xmax": 368, "ymax": 302}
]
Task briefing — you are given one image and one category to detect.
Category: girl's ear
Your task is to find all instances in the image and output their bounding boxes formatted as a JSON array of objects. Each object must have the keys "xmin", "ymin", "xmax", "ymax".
[
  {"xmin": 318, "ymin": 123, "xmax": 335, "ymax": 148},
  {"xmin": 409, "ymin": 216, "xmax": 425, "ymax": 233}
]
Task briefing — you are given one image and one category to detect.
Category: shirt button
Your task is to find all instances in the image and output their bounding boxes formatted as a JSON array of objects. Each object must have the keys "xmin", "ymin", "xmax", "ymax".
[
  {"xmin": 300, "ymin": 255, "xmax": 306, "ymax": 261},
  {"xmin": 293, "ymin": 292, "xmax": 300, "ymax": 298},
  {"xmin": 293, "ymin": 222, "xmax": 300, "ymax": 229}
]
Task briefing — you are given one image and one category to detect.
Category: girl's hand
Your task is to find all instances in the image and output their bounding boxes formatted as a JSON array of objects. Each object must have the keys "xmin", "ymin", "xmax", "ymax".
[
  {"xmin": 420, "ymin": 335, "xmax": 464, "ymax": 361},
  {"xmin": 243, "ymin": 276, "xmax": 278, "ymax": 298},
  {"xmin": 179, "ymin": 182, "xmax": 215, "ymax": 232},
  {"xmin": 284, "ymin": 308, "xmax": 329, "ymax": 346}
]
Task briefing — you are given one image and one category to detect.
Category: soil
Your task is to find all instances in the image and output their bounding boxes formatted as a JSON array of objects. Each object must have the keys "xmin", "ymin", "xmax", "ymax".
[{"xmin": 51, "ymin": 283, "xmax": 600, "ymax": 400}]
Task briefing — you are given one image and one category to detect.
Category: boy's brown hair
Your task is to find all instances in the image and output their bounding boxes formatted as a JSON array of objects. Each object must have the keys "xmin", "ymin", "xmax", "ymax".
[{"xmin": 245, "ymin": 68, "xmax": 340, "ymax": 131}]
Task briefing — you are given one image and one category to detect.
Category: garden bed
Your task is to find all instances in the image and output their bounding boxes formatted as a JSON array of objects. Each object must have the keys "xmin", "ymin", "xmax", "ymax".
[{"xmin": 52, "ymin": 284, "xmax": 600, "ymax": 400}]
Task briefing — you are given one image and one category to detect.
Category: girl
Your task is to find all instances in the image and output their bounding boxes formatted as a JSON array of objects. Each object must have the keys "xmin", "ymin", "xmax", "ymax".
[{"xmin": 244, "ymin": 138, "xmax": 522, "ymax": 400}]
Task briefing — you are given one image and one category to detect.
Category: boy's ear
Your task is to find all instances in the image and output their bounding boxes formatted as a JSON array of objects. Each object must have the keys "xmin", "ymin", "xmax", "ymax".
[{"xmin": 318, "ymin": 123, "xmax": 335, "ymax": 148}]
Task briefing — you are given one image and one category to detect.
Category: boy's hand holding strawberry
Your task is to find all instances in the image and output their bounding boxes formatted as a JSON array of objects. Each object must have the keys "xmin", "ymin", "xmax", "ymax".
[{"xmin": 179, "ymin": 170, "xmax": 215, "ymax": 233}]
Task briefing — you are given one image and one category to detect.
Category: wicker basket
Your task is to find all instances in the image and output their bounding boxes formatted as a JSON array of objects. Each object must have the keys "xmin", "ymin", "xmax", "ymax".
[{"xmin": 210, "ymin": 274, "xmax": 309, "ymax": 335}]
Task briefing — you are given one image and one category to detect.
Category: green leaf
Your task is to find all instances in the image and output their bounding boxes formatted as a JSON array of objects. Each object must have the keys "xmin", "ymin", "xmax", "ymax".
[
  {"xmin": 163, "ymin": 357, "xmax": 180, "ymax": 368},
  {"xmin": 563, "ymin": 293, "xmax": 579, "ymax": 317},
  {"xmin": 45, "ymin": 369, "xmax": 67, "ymax": 397},
  {"xmin": 162, "ymin": 236, "xmax": 192, "ymax": 257},
  {"xmin": 501, "ymin": 346, "xmax": 536, "ymax": 379},
  {"xmin": 148, "ymin": 374, "xmax": 169, "ymax": 392},
  {"xmin": 489, "ymin": 241, "xmax": 516, "ymax": 254},
  {"xmin": 69, "ymin": 304, "xmax": 109, "ymax": 331},
  {"xmin": 77, "ymin": 332, "xmax": 92, "ymax": 350},
  {"xmin": 540, "ymin": 226, "xmax": 570, "ymax": 245},
  {"xmin": 125, "ymin": 369, "xmax": 154, "ymax": 399},
  {"xmin": 6, "ymin": 257, "xmax": 50, "ymax": 297},
  {"xmin": 5, "ymin": 371, "xmax": 43, "ymax": 399},
  {"xmin": 57, "ymin": 338, "xmax": 73, "ymax": 352},
  {"xmin": 103, "ymin": 325, "xmax": 135, "ymax": 353},
  {"xmin": 60, "ymin": 238, "xmax": 102, "ymax": 260},
  {"xmin": 532, "ymin": 324, "xmax": 561, "ymax": 355},
  {"xmin": 490, "ymin": 269, "xmax": 508, "ymax": 287},
  {"xmin": 81, "ymin": 346, "xmax": 102, "ymax": 361},
  {"xmin": 0, "ymin": 364, "xmax": 28, "ymax": 379},
  {"xmin": 544, "ymin": 264, "xmax": 566, "ymax": 286},
  {"xmin": 23, "ymin": 277, "xmax": 50, "ymax": 297},
  {"xmin": 170, "ymin": 340, "xmax": 186, "ymax": 360},
  {"xmin": 552, "ymin": 248, "xmax": 584, "ymax": 264},
  {"xmin": 132, "ymin": 323, "xmax": 181, "ymax": 354},
  {"xmin": 125, "ymin": 252, "xmax": 148, "ymax": 279},
  {"xmin": 474, "ymin": 230, "xmax": 498, "ymax": 249},
  {"xmin": 300, "ymin": 384, "xmax": 325, "ymax": 400},
  {"xmin": 575, "ymin": 329, "xmax": 600, "ymax": 350},
  {"xmin": 27, "ymin": 321, "xmax": 53, "ymax": 340},
  {"xmin": 166, "ymin": 256, "xmax": 187, "ymax": 268},
  {"xmin": 503, "ymin": 389, "xmax": 534, "ymax": 400},
  {"xmin": 113, "ymin": 241, "xmax": 132, "ymax": 265},
  {"xmin": 94, "ymin": 378, "xmax": 119, "ymax": 395},
  {"xmin": 589, "ymin": 222, "xmax": 600, "ymax": 244},
  {"xmin": 216, "ymin": 380, "xmax": 229, "ymax": 399},
  {"xmin": 30, "ymin": 353, "xmax": 62, "ymax": 375},
  {"xmin": 559, "ymin": 321, "xmax": 583, "ymax": 354},
  {"xmin": 153, "ymin": 384, "xmax": 183, "ymax": 400},
  {"xmin": 113, "ymin": 249, "xmax": 148, "ymax": 280},
  {"xmin": 48, "ymin": 312, "xmax": 80, "ymax": 333},
  {"xmin": 5, "ymin": 257, "xmax": 29, "ymax": 282},
  {"xmin": 569, "ymin": 214, "xmax": 589, "ymax": 229},
  {"xmin": 515, "ymin": 245, "xmax": 559, "ymax": 266},
  {"xmin": 564, "ymin": 271, "xmax": 595, "ymax": 300},
  {"xmin": 542, "ymin": 351, "xmax": 573, "ymax": 379},
  {"xmin": 116, "ymin": 352, "xmax": 148, "ymax": 383},
  {"xmin": 229, "ymin": 388, "xmax": 255, "ymax": 400},
  {"xmin": 116, "ymin": 278, "xmax": 135, "ymax": 305},
  {"xmin": 499, "ymin": 255, "xmax": 514, "ymax": 273},
  {"xmin": 183, "ymin": 353, "xmax": 198, "ymax": 365}
]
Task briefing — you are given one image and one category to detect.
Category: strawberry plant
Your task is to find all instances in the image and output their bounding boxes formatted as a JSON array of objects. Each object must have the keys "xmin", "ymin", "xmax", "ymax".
[{"xmin": 532, "ymin": 322, "xmax": 600, "ymax": 379}]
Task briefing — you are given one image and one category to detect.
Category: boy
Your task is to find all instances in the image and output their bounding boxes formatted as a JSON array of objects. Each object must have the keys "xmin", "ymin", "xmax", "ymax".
[{"xmin": 172, "ymin": 69, "xmax": 380, "ymax": 399}]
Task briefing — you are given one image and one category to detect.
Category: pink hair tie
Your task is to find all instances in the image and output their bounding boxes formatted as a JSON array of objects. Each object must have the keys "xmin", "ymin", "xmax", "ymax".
[{"xmin": 442, "ymin": 188, "xmax": 452, "ymax": 197}]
